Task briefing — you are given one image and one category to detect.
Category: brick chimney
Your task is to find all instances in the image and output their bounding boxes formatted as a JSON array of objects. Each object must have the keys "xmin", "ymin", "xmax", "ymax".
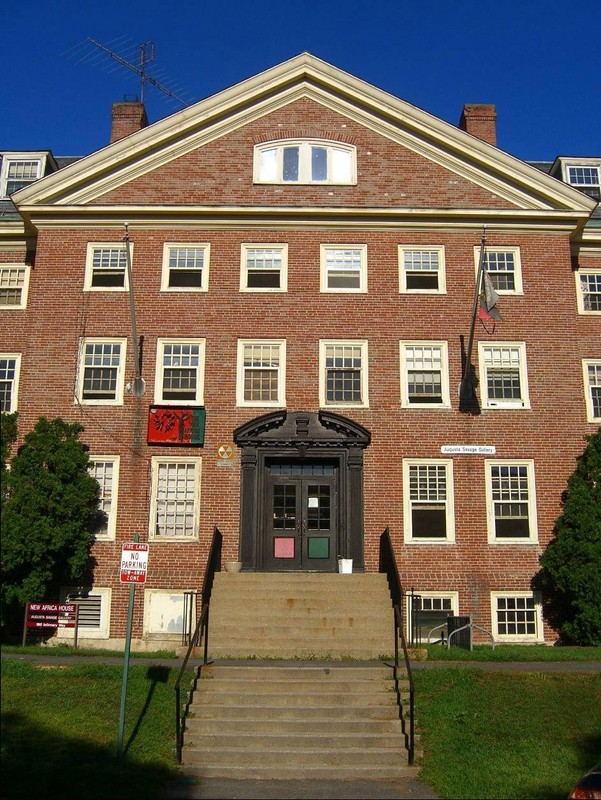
[
  {"xmin": 459, "ymin": 104, "xmax": 497, "ymax": 147},
  {"xmin": 110, "ymin": 101, "xmax": 149, "ymax": 144}
]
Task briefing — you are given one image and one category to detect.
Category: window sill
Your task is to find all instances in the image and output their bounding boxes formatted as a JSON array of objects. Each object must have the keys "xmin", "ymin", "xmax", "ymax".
[
  {"xmin": 148, "ymin": 537, "xmax": 199, "ymax": 543},
  {"xmin": 404, "ymin": 539, "xmax": 456, "ymax": 545},
  {"xmin": 84, "ymin": 286, "xmax": 128, "ymax": 292},
  {"xmin": 488, "ymin": 539, "xmax": 539, "ymax": 546}
]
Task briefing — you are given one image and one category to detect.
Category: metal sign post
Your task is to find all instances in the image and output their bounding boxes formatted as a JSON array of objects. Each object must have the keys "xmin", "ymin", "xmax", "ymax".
[{"xmin": 116, "ymin": 535, "xmax": 149, "ymax": 758}]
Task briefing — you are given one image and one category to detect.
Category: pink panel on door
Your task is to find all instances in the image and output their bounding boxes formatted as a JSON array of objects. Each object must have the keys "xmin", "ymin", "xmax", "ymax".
[{"xmin": 274, "ymin": 537, "xmax": 295, "ymax": 558}]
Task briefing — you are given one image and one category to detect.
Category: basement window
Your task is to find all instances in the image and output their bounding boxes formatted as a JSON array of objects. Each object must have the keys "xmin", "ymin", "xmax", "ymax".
[
  {"xmin": 491, "ymin": 592, "xmax": 542, "ymax": 641},
  {"xmin": 59, "ymin": 587, "xmax": 111, "ymax": 639}
]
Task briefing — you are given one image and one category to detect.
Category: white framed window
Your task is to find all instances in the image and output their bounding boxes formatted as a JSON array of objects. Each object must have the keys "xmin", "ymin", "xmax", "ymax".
[
  {"xmin": 478, "ymin": 342, "xmax": 530, "ymax": 409},
  {"xmin": 562, "ymin": 160, "xmax": 601, "ymax": 200},
  {"xmin": 320, "ymin": 245, "xmax": 367, "ymax": 293},
  {"xmin": 583, "ymin": 359, "xmax": 601, "ymax": 422},
  {"xmin": 155, "ymin": 339, "xmax": 205, "ymax": 405},
  {"xmin": 143, "ymin": 589, "xmax": 194, "ymax": 636},
  {"xmin": 237, "ymin": 340, "xmax": 286, "ymax": 407},
  {"xmin": 77, "ymin": 338, "xmax": 127, "ymax": 406},
  {"xmin": 0, "ymin": 353, "xmax": 21, "ymax": 412},
  {"xmin": 59, "ymin": 587, "xmax": 112, "ymax": 640},
  {"xmin": 150, "ymin": 456, "xmax": 201, "ymax": 540},
  {"xmin": 491, "ymin": 592, "xmax": 542, "ymax": 642},
  {"xmin": 161, "ymin": 243, "xmax": 210, "ymax": 291},
  {"xmin": 485, "ymin": 460, "xmax": 538, "ymax": 544},
  {"xmin": 84, "ymin": 243, "xmax": 129, "ymax": 291},
  {"xmin": 400, "ymin": 341, "xmax": 450, "ymax": 408},
  {"xmin": 407, "ymin": 591, "xmax": 459, "ymax": 644},
  {"xmin": 240, "ymin": 244, "xmax": 288, "ymax": 292},
  {"xmin": 254, "ymin": 140, "xmax": 356, "ymax": 185},
  {"xmin": 320, "ymin": 340, "xmax": 369, "ymax": 408},
  {"xmin": 399, "ymin": 246, "xmax": 446, "ymax": 293},
  {"xmin": 575, "ymin": 270, "xmax": 601, "ymax": 314},
  {"xmin": 89, "ymin": 456, "xmax": 120, "ymax": 540},
  {"xmin": 0, "ymin": 265, "xmax": 31, "ymax": 309},
  {"xmin": 474, "ymin": 246, "xmax": 523, "ymax": 294},
  {"xmin": 0, "ymin": 153, "xmax": 46, "ymax": 197},
  {"xmin": 403, "ymin": 459, "xmax": 455, "ymax": 543}
]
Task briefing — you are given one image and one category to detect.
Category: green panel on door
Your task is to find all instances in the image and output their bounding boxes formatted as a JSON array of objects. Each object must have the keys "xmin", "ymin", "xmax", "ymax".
[{"xmin": 308, "ymin": 537, "xmax": 330, "ymax": 559}]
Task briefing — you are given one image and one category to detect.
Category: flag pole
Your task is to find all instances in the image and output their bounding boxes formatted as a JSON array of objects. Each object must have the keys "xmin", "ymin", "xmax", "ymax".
[
  {"xmin": 459, "ymin": 227, "xmax": 487, "ymax": 403},
  {"xmin": 123, "ymin": 223, "xmax": 145, "ymax": 398}
]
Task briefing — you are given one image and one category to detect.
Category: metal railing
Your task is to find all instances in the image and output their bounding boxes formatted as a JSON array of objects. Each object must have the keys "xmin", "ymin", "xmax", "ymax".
[
  {"xmin": 447, "ymin": 621, "xmax": 495, "ymax": 650},
  {"xmin": 181, "ymin": 590, "xmax": 199, "ymax": 648},
  {"xmin": 379, "ymin": 527, "xmax": 415, "ymax": 766},
  {"xmin": 174, "ymin": 525, "xmax": 223, "ymax": 763}
]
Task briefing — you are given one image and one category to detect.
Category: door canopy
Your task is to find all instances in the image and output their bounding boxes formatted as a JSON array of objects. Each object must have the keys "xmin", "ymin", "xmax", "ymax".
[{"xmin": 233, "ymin": 410, "xmax": 371, "ymax": 449}]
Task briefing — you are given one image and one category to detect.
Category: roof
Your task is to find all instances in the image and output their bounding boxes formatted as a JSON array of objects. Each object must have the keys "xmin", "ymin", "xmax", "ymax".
[{"xmin": 3, "ymin": 54, "xmax": 598, "ymax": 238}]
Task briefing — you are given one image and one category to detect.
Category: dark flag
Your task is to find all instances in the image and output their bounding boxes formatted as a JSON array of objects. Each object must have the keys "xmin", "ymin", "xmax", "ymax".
[
  {"xmin": 459, "ymin": 228, "xmax": 500, "ymax": 413},
  {"xmin": 478, "ymin": 268, "xmax": 502, "ymax": 321}
]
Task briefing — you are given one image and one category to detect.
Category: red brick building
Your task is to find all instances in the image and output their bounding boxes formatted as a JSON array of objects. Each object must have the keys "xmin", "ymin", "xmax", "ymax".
[{"xmin": 2, "ymin": 54, "xmax": 599, "ymax": 649}]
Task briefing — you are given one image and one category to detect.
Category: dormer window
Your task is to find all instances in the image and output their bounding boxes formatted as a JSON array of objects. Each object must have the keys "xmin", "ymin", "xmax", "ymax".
[
  {"xmin": 254, "ymin": 141, "xmax": 356, "ymax": 185},
  {"xmin": 0, "ymin": 153, "xmax": 46, "ymax": 197},
  {"xmin": 561, "ymin": 160, "xmax": 601, "ymax": 200}
]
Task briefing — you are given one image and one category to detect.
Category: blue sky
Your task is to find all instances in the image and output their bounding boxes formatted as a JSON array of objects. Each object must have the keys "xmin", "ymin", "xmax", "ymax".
[{"xmin": 2, "ymin": 0, "xmax": 599, "ymax": 162}]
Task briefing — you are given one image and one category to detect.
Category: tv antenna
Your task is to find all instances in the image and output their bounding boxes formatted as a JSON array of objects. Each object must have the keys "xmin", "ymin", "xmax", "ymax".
[
  {"xmin": 65, "ymin": 37, "xmax": 192, "ymax": 109},
  {"xmin": 87, "ymin": 38, "xmax": 188, "ymax": 107}
]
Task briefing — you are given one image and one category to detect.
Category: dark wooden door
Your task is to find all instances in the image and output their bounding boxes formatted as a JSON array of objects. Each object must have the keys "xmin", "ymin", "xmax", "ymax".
[{"xmin": 264, "ymin": 461, "xmax": 338, "ymax": 571}]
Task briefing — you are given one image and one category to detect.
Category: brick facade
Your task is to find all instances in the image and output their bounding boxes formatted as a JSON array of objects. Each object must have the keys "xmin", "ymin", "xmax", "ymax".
[{"xmin": 2, "ymin": 55, "xmax": 599, "ymax": 649}]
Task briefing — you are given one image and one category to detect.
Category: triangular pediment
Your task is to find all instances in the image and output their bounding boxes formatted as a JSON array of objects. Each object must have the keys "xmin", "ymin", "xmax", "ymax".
[{"xmin": 13, "ymin": 53, "xmax": 596, "ymax": 224}]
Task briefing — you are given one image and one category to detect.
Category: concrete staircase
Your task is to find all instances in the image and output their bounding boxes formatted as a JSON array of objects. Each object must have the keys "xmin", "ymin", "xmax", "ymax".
[
  {"xmin": 181, "ymin": 663, "xmax": 417, "ymax": 780},
  {"xmin": 206, "ymin": 572, "xmax": 395, "ymax": 660},
  {"xmin": 178, "ymin": 573, "xmax": 418, "ymax": 781}
]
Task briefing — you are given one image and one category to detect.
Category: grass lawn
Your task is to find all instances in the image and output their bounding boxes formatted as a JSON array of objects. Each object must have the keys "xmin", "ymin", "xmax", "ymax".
[
  {"xmin": 414, "ymin": 668, "xmax": 601, "ymax": 800},
  {"xmin": 2, "ymin": 652, "xmax": 600, "ymax": 799},
  {"xmin": 1, "ymin": 643, "xmax": 179, "ymax": 658},
  {"xmin": 1, "ymin": 660, "xmax": 186, "ymax": 800},
  {"xmin": 422, "ymin": 643, "xmax": 601, "ymax": 662}
]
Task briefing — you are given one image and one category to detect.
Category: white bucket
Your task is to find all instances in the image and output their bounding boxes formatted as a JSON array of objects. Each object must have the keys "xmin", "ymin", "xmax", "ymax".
[{"xmin": 338, "ymin": 558, "xmax": 353, "ymax": 574}]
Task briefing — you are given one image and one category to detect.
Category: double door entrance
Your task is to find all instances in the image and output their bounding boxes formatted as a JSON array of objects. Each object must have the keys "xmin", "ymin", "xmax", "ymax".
[{"xmin": 264, "ymin": 459, "xmax": 338, "ymax": 571}]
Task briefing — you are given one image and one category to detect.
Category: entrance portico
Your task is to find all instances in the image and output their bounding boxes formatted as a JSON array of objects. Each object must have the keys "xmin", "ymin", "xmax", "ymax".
[{"xmin": 233, "ymin": 411, "xmax": 371, "ymax": 572}]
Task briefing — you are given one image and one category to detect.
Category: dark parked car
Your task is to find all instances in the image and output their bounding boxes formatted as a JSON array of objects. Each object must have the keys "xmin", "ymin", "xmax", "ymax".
[{"xmin": 568, "ymin": 762, "xmax": 601, "ymax": 800}]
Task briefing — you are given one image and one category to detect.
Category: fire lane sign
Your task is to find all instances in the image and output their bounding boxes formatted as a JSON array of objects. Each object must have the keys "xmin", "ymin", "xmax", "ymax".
[{"xmin": 120, "ymin": 542, "xmax": 149, "ymax": 584}]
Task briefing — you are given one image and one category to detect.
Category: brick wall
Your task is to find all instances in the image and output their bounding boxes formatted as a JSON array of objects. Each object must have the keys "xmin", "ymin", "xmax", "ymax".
[
  {"xmin": 4, "ymin": 94, "xmax": 598, "ymax": 645},
  {"xmin": 10, "ymin": 218, "xmax": 594, "ymax": 643}
]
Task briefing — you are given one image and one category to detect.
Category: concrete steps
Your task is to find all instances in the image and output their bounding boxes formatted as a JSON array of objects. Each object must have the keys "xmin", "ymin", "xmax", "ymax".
[
  {"xmin": 207, "ymin": 572, "xmax": 395, "ymax": 659},
  {"xmin": 181, "ymin": 663, "xmax": 417, "ymax": 781}
]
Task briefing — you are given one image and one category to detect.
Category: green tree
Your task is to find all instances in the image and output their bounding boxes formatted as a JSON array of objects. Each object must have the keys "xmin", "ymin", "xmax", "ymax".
[
  {"xmin": 1, "ymin": 416, "xmax": 101, "ymax": 612},
  {"xmin": 538, "ymin": 427, "xmax": 601, "ymax": 645},
  {"xmin": 1, "ymin": 412, "xmax": 18, "ymax": 508}
]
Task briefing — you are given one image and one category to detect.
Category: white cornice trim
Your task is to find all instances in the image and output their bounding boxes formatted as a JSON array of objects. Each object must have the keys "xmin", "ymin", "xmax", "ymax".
[
  {"xmin": 0, "ymin": 220, "xmax": 25, "ymax": 234},
  {"xmin": 15, "ymin": 203, "xmax": 590, "ymax": 236},
  {"xmin": 11, "ymin": 54, "xmax": 596, "ymax": 216}
]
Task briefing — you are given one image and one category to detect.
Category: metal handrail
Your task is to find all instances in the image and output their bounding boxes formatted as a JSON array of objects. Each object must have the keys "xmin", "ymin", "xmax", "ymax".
[
  {"xmin": 447, "ymin": 622, "xmax": 496, "ymax": 650},
  {"xmin": 174, "ymin": 525, "xmax": 223, "ymax": 763},
  {"xmin": 379, "ymin": 528, "xmax": 415, "ymax": 766},
  {"xmin": 426, "ymin": 622, "xmax": 448, "ymax": 644}
]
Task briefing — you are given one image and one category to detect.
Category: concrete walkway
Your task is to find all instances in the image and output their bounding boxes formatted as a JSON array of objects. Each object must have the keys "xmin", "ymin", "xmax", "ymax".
[
  {"xmin": 3, "ymin": 652, "xmax": 600, "ymax": 672},
  {"xmin": 161, "ymin": 775, "xmax": 440, "ymax": 799}
]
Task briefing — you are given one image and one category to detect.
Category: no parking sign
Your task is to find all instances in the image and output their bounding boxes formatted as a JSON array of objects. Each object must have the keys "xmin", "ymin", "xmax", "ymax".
[{"xmin": 120, "ymin": 542, "xmax": 149, "ymax": 584}]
